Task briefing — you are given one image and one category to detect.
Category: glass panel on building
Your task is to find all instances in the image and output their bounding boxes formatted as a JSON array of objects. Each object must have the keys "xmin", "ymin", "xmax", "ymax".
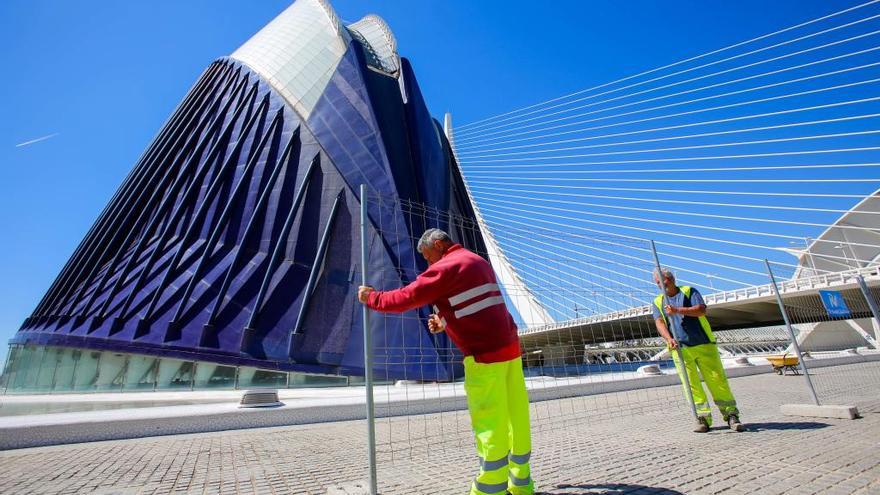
[
  {"xmin": 124, "ymin": 355, "xmax": 158, "ymax": 391},
  {"xmin": 52, "ymin": 347, "xmax": 80, "ymax": 392},
  {"xmin": 72, "ymin": 350, "xmax": 101, "ymax": 391},
  {"xmin": 2, "ymin": 345, "xmax": 22, "ymax": 393},
  {"xmin": 289, "ymin": 372, "xmax": 348, "ymax": 388},
  {"xmin": 12, "ymin": 346, "xmax": 42, "ymax": 392},
  {"xmin": 34, "ymin": 347, "xmax": 62, "ymax": 392},
  {"xmin": 157, "ymin": 358, "xmax": 195, "ymax": 390},
  {"xmin": 237, "ymin": 366, "xmax": 286, "ymax": 389},
  {"xmin": 95, "ymin": 352, "xmax": 128, "ymax": 392},
  {"xmin": 230, "ymin": 0, "xmax": 348, "ymax": 119},
  {"xmin": 193, "ymin": 362, "xmax": 236, "ymax": 389}
]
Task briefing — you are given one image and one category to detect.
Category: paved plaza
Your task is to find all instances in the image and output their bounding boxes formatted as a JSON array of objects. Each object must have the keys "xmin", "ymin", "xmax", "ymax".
[{"xmin": 0, "ymin": 363, "xmax": 878, "ymax": 495}]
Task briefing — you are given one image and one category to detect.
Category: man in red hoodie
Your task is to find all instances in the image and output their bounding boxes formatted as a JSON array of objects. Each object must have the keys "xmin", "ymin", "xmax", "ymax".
[{"xmin": 358, "ymin": 228, "xmax": 534, "ymax": 495}]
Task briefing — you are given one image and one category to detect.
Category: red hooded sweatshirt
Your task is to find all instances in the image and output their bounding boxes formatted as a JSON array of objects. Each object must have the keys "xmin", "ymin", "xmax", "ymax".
[{"xmin": 365, "ymin": 244, "xmax": 520, "ymax": 363}]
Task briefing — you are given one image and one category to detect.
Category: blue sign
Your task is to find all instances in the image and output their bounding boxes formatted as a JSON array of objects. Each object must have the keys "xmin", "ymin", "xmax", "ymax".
[{"xmin": 819, "ymin": 290, "xmax": 852, "ymax": 318}]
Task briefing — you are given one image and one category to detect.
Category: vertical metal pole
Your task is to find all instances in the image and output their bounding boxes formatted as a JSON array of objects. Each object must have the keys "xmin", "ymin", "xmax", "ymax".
[
  {"xmin": 855, "ymin": 274, "xmax": 880, "ymax": 348},
  {"xmin": 649, "ymin": 241, "xmax": 699, "ymax": 420},
  {"xmin": 764, "ymin": 259, "xmax": 820, "ymax": 406},
  {"xmin": 360, "ymin": 184, "xmax": 378, "ymax": 495}
]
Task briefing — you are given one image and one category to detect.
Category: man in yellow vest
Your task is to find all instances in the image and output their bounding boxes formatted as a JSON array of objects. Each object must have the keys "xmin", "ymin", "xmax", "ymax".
[{"xmin": 652, "ymin": 268, "xmax": 744, "ymax": 433}]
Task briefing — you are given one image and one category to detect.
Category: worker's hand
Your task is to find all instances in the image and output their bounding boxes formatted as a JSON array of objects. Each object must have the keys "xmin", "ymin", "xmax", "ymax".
[
  {"xmin": 358, "ymin": 286, "xmax": 375, "ymax": 304},
  {"xmin": 665, "ymin": 304, "xmax": 679, "ymax": 315},
  {"xmin": 427, "ymin": 314, "xmax": 446, "ymax": 334},
  {"xmin": 666, "ymin": 337, "xmax": 679, "ymax": 350}
]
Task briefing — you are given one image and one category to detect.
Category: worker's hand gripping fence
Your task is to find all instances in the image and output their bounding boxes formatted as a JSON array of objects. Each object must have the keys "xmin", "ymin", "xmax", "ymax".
[
  {"xmin": 359, "ymin": 189, "xmax": 695, "ymax": 462},
  {"xmin": 765, "ymin": 259, "xmax": 880, "ymax": 408}
]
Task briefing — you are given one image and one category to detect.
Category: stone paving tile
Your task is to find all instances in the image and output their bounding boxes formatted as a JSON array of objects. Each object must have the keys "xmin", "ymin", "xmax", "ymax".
[{"xmin": 0, "ymin": 363, "xmax": 878, "ymax": 494}]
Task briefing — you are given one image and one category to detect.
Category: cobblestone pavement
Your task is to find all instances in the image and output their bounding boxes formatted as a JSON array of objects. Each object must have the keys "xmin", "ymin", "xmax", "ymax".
[{"xmin": 0, "ymin": 363, "xmax": 878, "ymax": 494}]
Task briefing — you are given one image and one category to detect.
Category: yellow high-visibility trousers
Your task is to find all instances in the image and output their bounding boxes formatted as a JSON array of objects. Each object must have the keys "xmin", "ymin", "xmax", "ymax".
[
  {"xmin": 670, "ymin": 343, "xmax": 740, "ymax": 426},
  {"xmin": 464, "ymin": 356, "xmax": 534, "ymax": 495}
]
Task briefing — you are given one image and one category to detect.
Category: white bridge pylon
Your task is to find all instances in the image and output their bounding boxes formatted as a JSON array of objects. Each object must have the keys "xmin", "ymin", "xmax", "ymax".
[{"xmin": 445, "ymin": 113, "xmax": 555, "ymax": 328}]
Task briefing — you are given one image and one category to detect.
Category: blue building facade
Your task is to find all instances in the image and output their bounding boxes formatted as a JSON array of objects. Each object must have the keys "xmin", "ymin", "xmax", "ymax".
[{"xmin": 4, "ymin": 0, "xmax": 483, "ymax": 392}]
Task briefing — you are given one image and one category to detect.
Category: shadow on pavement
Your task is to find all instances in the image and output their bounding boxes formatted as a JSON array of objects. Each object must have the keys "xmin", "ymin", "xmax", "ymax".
[
  {"xmin": 540, "ymin": 483, "xmax": 685, "ymax": 494},
  {"xmin": 736, "ymin": 421, "xmax": 830, "ymax": 432}
]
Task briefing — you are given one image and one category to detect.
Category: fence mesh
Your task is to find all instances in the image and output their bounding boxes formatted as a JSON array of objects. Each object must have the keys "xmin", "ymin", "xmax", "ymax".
[
  {"xmin": 353, "ymin": 189, "xmax": 880, "ymax": 466},
  {"xmin": 767, "ymin": 261, "xmax": 880, "ymax": 408},
  {"xmin": 361, "ymin": 191, "xmax": 690, "ymax": 461}
]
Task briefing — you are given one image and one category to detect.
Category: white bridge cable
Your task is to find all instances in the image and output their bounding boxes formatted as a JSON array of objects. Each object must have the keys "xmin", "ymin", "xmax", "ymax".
[
  {"xmin": 469, "ymin": 177, "xmax": 879, "ymax": 183},
  {"xmin": 487, "ymin": 243, "xmax": 639, "ymax": 315},
  {"xmin": 492, "ymin": 255, "xmax": 606, "ymax": 319},
  {"xmin": 499, "ymin": 253, "xmax": 661, "ymax": 314},
  {"xmin": 495, "ymin": 214, "xmax": 878, "ymax": 289},
  {"xmin": 497, "ymin": 264, "xmax": 607, "ymax": 319},
  {"xmin": 465, "ymin": 181, "xmax": 871, "ymax": 198},
  {"xmin": 470, "ymin": 188, "xmax": 880, "ymax": 231},
  {"xmin": 457, "ymin": 97, "xmax": 880, "ymax": 156},
  {"xmin": 457, "ymin": 44, "xmax": 880, "ymax": 146},
  {"xmin": 477, "ymin": 202, "xmax": 878, "ymax": 267},
  {"xmin": 474, "ymin": 194, "xmax": 880, "ymax": 251},
  {"xmin": 447, "ymin": 8, "xmax": 880, "ymax": 328},
  {"xmin": 490, "ymin": 212, "xmax": 771, "ymax": 281},
  {"xmin": 482, "ymin": 207, "xmax": 875, "ymax": 287},
  {"xmin": 458, "ymin": 114, "xmax": 880, "ymax": 160},
  {"xmin": 497, "ymin": 250, "xmax": 663, "ymax": 315},
  {"xmin": 460, "ymin": 129, "xmax": 880, "ymax": 164},
  {"xmin": 468, "ymin": 162, "xmax": 880, "ymax": 176},
  {"xmin": 493, "ymin": 227, "xmax": 680, "ymax": 291},
  {"xmin": 467, "ymin": 183, "xmax": 880, "ymax": 215},
  {"xmin": 457, "ymin": 21, "xmax": 880, "ymax": 138},
  {"xmin": 456, "ymin": 1, "xmax": 880, "ymax": 132},
  {"xmin": 461, "ymin": 145, "xmax": 880, "ymax": 169},
  {"xmin": 485, "ymin": 218, "xmax": 757, "ymax": 286},
  {"xmin": 456, "ymin": 72, "xmax": 880, "ymax": 149},
  {"xmin": 479, "ymin": 207, "xmax": 842, "ymax": 277}
]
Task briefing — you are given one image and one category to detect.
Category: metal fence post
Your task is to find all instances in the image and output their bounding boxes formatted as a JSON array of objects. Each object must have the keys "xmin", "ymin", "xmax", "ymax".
[
  {"xmin": 855, "ymin": 274, "xmax": 880, "ymax": 349},
  {"xmin": 649, "ymin": 241, "xmax": 699, "ymax": 421},
  {"xmin": 764, "ymin": 259, "xmax": 820, "ymax": 406},
  {"xmin": 360, "ymin": 184, "xmax": 378, "ymax": 495}
]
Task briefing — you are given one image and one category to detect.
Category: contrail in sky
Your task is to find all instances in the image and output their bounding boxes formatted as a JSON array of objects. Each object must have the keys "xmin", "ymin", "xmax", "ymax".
[{"xmin": 15, "ymin": 133, "xmax": 59, "ymax": 148}]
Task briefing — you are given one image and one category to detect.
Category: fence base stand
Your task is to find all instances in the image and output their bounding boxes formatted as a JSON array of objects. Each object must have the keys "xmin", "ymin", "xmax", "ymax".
[{"xmin": 780, "ymin": 403, "xmax": 859, "ymax": 420}]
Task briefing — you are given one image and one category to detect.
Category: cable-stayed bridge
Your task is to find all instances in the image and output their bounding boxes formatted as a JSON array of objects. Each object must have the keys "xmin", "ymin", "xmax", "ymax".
[
  {"xmin": 518, "ymin": 265, "xmax": 880, "ymax": 351},
  {"xmin": 445, "ymin": 0, "xmax": 880, "ymax": 360}
]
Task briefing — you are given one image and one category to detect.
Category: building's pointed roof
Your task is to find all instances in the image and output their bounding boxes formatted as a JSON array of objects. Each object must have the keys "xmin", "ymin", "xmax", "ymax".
[
  {"xmin": 232, "ymin": 0, "xmax": 400, "ymax": 119},
  {"xmin": 348, "ymin": 15, "xmax": 400, "ymax": 75}
]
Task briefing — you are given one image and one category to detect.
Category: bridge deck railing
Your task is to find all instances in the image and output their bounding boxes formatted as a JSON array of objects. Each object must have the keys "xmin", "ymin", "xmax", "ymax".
[{"xmin": 523, "ymin": 265, "xmax": 880, "ymax": 335}]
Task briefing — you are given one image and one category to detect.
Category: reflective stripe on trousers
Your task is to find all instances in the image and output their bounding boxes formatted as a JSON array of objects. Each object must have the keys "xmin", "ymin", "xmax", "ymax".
[
  {"xmin": 465, "ymin": 356, "xmax": 534, "ymax": 495},
  {"xmin": 671, "ymin": 343, "xmax": 740, "ymax": 426}
]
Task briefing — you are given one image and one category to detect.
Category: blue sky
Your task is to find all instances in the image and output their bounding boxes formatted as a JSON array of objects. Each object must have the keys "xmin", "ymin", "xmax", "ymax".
[{"xmin": 1, "ymin": 0, "xmax": 874, "ymax": 362}]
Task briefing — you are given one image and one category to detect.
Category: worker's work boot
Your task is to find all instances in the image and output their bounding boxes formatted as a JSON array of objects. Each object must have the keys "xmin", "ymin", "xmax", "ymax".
[
  {"xmin": 727, "ymin": 414, "xmax": 744, "ymax": 432},
  {"xmin": 693, "ymin": 416, "xmax": 710, "ymax": 433}
]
